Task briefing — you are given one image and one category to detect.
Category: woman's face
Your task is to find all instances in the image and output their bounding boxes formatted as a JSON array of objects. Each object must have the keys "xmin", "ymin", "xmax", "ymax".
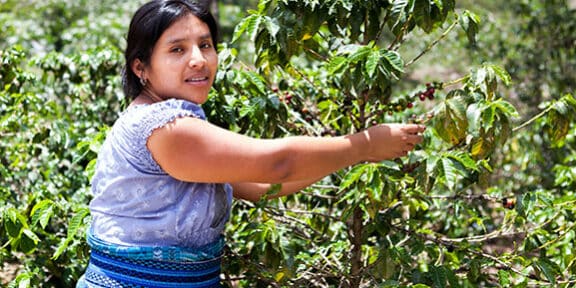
[{"xmin": 138, "ymin": 14, "xmax": 218, "ymax": 104}]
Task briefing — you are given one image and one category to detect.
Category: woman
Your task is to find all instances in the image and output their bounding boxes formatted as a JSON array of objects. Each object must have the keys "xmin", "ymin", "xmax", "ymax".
[{"xmin": 77, "ymin": 0, "xmax": 425, "ymax": 286}]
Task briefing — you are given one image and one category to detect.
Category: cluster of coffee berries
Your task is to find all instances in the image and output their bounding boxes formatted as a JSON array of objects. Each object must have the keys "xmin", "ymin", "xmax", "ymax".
[
  {"xmin": 502, "ymin": 198, "xmax": 516, "ymax": 210},
  {"xmin": 409, "ymin": 112, "xmax": 435, "ymax": 124},
  {"xmin": 274, "ymin": 87, "xmax": 294, "ymax": 104},
  {"xmin": 384, "ymin": 82, "xmax": 440, "ymax": 115},
  {"xmin": 384, "ymin": 98, "xmax": 415, "ymax": 115},
  {"xmin": 418, "ymin": 83, "xmax": 436, "ymax": 101}
]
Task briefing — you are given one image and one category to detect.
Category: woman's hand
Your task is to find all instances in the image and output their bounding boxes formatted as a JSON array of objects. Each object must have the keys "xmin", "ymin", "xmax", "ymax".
[{"xmin": 360, "ymin": 123, "xmax": 426, "ymax": 162}]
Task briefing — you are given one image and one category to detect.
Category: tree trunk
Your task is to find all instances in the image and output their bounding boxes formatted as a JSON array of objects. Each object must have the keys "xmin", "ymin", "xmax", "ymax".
[{"xmin": 349, "ymin": 207, "xmax": 364, "ymax": 288}]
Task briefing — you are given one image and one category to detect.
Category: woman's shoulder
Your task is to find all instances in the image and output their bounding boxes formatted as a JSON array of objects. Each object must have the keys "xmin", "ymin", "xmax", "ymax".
[
  {"xmin": 115, "ymin": 98, "xmax": 206, "ymax": 134},
  {"xmin": 123, "ymin": 98, "xmax": 206, "ymax": 121}
]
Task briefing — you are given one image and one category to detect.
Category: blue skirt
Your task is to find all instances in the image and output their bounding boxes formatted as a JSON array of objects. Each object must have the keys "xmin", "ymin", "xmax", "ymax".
[{"xmin": 77, "ymin": 231, "xmax": 224, "ymax": 288}]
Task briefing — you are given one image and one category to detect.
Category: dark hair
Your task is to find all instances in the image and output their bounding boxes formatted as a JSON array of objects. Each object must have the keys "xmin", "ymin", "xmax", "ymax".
[{"xmin": 122, "ymin": 0, "xmax": 219, "ymax": 99}]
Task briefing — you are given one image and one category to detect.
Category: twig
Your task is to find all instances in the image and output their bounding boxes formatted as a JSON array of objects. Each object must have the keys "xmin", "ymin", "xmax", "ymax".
[
  {"xmin": 273, "ymin": 207, "xmax": 341, "ymax": 222},
  {"xmin": 404, "ymin": 19, "xmax": 459, "ymax": 67},
  {"xmin": 512, "ymin": 104, "xmax": 554, "ymax": 133},
  {"xmin": 388, "ymin": 15, "xmax": 414, "ymax": 50},
  {"xmin": 536, "ymin": 222, "xmax": 576, "ymax": 250}
]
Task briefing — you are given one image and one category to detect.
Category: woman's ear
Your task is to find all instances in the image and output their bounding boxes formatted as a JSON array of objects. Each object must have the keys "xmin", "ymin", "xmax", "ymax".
[{"xmin": 131, "ymin": 58, "xmax": 146, "ymax": 79}]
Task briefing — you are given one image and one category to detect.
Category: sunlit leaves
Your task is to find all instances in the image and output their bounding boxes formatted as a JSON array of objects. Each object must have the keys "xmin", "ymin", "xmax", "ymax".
[
  {"xmin": 3, "ymin": 207, "xmax": 39, "ymax": 254},
  {"xmin": 466, "ymin": 63, "xmax": 512, "ymax": 101},
  {"xmin": 389, "ymin": 0, "xmax": 410, "ymax": 35},
  {"xmin": 233, "ymin": 14, "xmax": 265, "ymax": 43},
  {"xmin": 30, "ymin": 199, "xmax": 55, "ymax": 229},
  {"xmin": 460, "ymin": 10, "xmax": 480, "ymax": 45},
  {"xmin": 545, "ymin": 94, "xmax": 576, "ymax": 146},
  {"xmin": 533, "ymin": 258, "xmax": 562, "ymax": 285},
  {"xmin": 52, "ymin": 207, "xmax": 90, "ymax": 260},
  {"xmin": 434, "ymin": 95, "xmax": 468, "ymax": 145}
]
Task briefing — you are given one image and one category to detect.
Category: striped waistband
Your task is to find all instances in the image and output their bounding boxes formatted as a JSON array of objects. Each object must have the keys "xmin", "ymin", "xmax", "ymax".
[
  {"xmin": 82, "ymin": 232, "xmax": 223, "ymax": 287},
  {"xmin": 86, "ymin": 231, "xmax": 225, "ymax": 262}
]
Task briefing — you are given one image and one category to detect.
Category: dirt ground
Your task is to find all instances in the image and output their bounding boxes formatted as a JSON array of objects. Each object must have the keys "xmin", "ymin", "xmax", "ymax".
[{"xmin": 0, "ymin": 262, "xmax": 20, "ymax": 285}]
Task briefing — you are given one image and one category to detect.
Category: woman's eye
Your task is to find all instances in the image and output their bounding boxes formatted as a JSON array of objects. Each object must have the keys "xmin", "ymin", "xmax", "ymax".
[
  {"xmin": 171, "ymin": 47, "xmax": 184, "ymax": 53},
  {"xmin": 200, "ymin": 43, "xmax": 213, "ymax": 49}
]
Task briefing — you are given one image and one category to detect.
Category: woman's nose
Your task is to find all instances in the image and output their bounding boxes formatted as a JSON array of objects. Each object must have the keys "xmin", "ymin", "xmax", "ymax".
[{"xmin": 188, "ymin": 47, "xmax": 206, "ymax": 69}]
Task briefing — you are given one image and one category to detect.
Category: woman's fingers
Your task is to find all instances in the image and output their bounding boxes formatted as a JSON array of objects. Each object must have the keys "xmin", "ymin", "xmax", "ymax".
[
  {"xmin": 404, "ymin": 124, "xmax": 426, "ymax": 135},
  {"xmin": 407, "ymin": 134, "xmax": 423, "ymax": 145}
]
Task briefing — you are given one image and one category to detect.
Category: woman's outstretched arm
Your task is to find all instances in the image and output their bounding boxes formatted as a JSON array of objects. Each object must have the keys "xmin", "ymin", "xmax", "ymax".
[{"xmin": 147, "ymin": 116, "xmax": 425, "ymax": 185}]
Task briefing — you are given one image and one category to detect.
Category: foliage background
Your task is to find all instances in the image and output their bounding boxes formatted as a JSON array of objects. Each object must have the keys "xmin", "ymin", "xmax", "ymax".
[{"xmin": 1, "ymin": 0, "xmax": 575, "ymax": 287}]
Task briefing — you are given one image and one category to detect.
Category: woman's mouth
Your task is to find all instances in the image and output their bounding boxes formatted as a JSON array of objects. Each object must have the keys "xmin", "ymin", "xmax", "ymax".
[{"xmin": 185, "ymin": 76, "xmax": 209, "ymax": 83}]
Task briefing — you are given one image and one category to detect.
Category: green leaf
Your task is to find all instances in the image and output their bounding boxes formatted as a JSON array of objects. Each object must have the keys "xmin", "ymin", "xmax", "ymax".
[
  {"xmin": 413, "ymin": 0, "xmax": 433, "ymax": 33},
  {"xmin": 466, "ymin": 102, "xmax": 483, "ymax": 132},
  {"xmin": 430, "ymin": 265, "xmax": 447, "ymax": 288},
  {"xmin": 546, "ymin": 110, "xmax": 570, "ymax": 146},
  {"xmin": 241, "ymin": 71, "xmax": 268, "ymax": 96},
  {"xmin": 365, "ymin": 50, "xmax": 380, "ymax": 78},
  {"xmin": 446, "ymin": 151, "xmax": 478, "ymax": 171},
  {"xmin": 561, "ymin": 93, "xmax": 576, "ymax": 108},
  {"xmin": 21, "ymin": 229, "xmax": 40, "ymax": 254},
  {"xmin": 389, "ymin": 0, "xmax": 410, "ymax": 34},
  {"xmin": 434, "ymin": 96, "xmax": 468, "ymax": 145},
  {"xmin": 468, "ymin": 258, "xmax": 481, "ymax": 282},
  {"xmin": 493, "ymin": 99, "xmax": 519, "ymax": 118},
  {"xmin": 66, "ymin": 207, "xmax": 90, "ymax": 241},
  {"xmin": 481, "ymin": 104, "xmax": 496, "ymax": 131},
  {"xmin": 439, "ymin": 157, "xmax": 459, "ymax": 191},
  {"xmin": 327, "ymin": 56, "xmax": 349, "ymax": 75},
  {"xmin": 533, "ymin": 258, "xmax": 561, "ymax": 285},
  {"xmin": 30, "ymin": 199, "xmax": 55, "ymax": 229},
  {"xmin": 8, "ymin": 272, "xmax": 32, "ymax": 288},
  {"xmin": 264, "ymin": 16, "xmax": 280, "ymax": 44},
  {"xmin": 498, "ymin": 270, "xmax": 511, "ymax": 286},
  {"xmin": 460, "ymin": 10, "xmax": 480, "ymax": 45},
  {"xmin": 340, "ymin": 164, "xmax": 372, "ymax": 191},
  {"xmin": 484, "ymin": 63, "xmax": 512, "ymax": 86},
  {"xmin": 4, "ymin": 208, "xmax": 26, "ymax": 238},
  {"xmin": 381, "ymin": 50, "xmax": 404, "ymax": 75},
  {"xmin": 232, "ymin": 14, "xmax": 263, "ymax": 43},
  {"xmin": 257, "ymin": 0, "xmax": 272, "ymax": 13},
  {"xmin": 348, "ymin": 45, "xmax": 372, "ymax": 64}
]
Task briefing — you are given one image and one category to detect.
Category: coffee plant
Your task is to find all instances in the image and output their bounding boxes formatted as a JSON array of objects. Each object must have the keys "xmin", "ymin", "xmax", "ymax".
[{"xmin": 1, "ymin": 0, "xmax": 575, "ymax": 287}]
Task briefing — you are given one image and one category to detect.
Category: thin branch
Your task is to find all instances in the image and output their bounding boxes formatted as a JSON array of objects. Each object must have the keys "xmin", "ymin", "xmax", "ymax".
[
  {"xmin": 536, "ymin": 221, "xmax": 576, "ymax": 250},
  {"xmin": 375, "ymin": 11, "xmax": 391, "ymax": 43},
  {"xmin": 512, "ymin": 104, "xmax": 554, "ymax": 133},
  {"xmin": 404, "ymin": 19, "xmax": 459, "ymax": 67},
  {"xmin": 388, "ymin": 15, "xmax": 414, "ymax": 51},
  {"xmin": 273, "ymin": 207, "xmax": 341, "ymax": 222}
]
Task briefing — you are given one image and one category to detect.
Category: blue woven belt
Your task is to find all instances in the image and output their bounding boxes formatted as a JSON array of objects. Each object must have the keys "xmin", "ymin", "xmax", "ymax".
[{"xmin": 78, "ymin": 231, "xmax": 223, "ymax": 288}]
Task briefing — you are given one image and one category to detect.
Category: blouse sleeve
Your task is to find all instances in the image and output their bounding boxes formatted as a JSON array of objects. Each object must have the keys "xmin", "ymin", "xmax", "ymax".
[{"xmin": 115, "ymin": 99, "xmax": 205, "ymax": 175}]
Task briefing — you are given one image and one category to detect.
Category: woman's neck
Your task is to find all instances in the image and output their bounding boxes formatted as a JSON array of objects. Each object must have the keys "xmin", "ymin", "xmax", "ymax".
[{"xmin": 131, "ymin": 90, "xmax": 163, "ymax": 106}]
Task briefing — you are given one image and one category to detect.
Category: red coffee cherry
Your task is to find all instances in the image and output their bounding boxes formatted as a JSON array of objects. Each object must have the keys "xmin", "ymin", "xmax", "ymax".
[{"xmin": 502, "ymin": 198, "xmax": 516, "ymax": 210}]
